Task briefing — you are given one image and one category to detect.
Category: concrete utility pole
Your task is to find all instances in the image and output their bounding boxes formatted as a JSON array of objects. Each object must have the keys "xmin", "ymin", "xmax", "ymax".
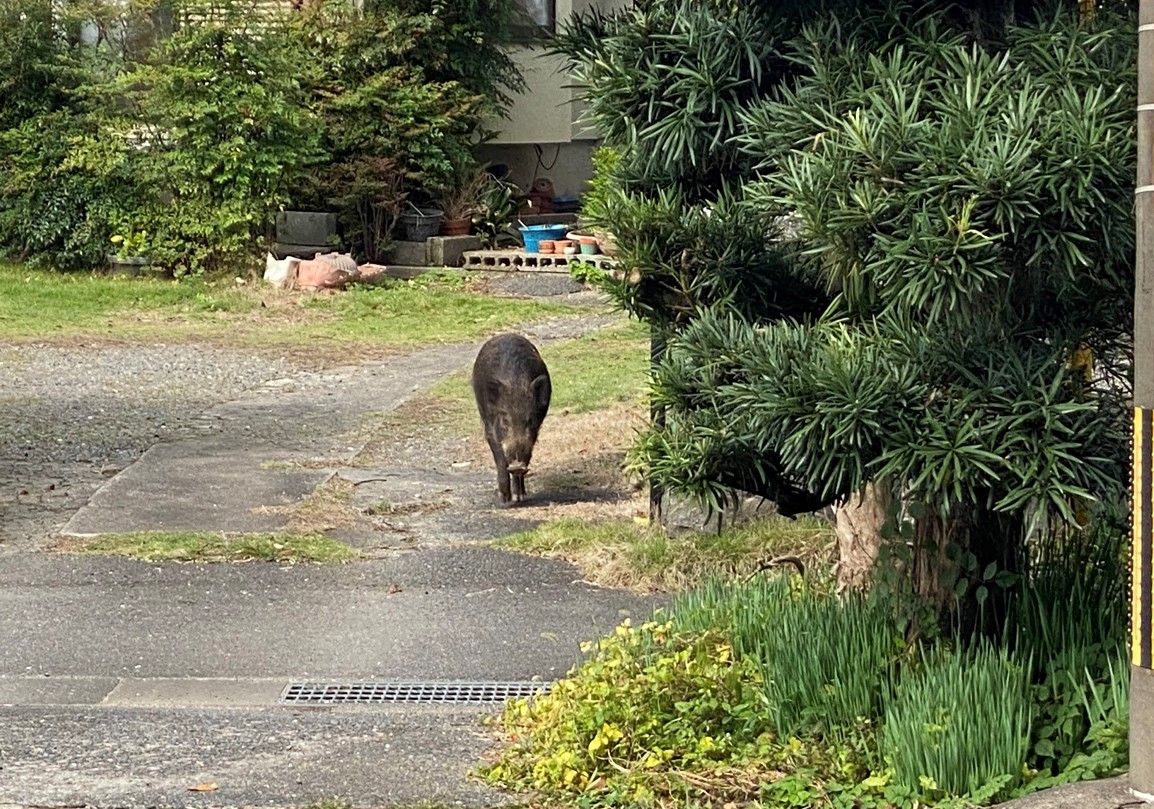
[{"xmin": 1134, "ymin": 0, "xmax": 1154, "ymax": 798}]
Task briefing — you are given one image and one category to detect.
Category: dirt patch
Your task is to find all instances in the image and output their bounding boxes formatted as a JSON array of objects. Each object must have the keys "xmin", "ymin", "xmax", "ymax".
[
  {"xmin": 383, "ymin": 396, "xmax": 647, "ymax": 522},
  {"xmin": 254, "ymin": 475, "xmax": 363, "ymax": 535},
  {"xmin": 327, "ymin": 390, "xmax": 647, "ymax": 551}
]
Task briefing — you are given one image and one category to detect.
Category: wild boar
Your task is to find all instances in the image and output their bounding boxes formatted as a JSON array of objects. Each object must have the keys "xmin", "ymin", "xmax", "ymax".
[{"xmin": 471, "ymin": 333, "xmax": 552, "ymax": 504}]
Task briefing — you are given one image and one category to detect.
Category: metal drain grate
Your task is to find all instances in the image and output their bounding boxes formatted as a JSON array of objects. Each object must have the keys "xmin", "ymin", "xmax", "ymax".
[{"xmin": 280, "ymin": 680, "xmax": 551, "ymax": 705}]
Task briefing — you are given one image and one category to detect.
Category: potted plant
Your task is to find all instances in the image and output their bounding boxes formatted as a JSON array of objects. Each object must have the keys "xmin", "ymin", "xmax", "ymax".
[
  {"xmin": 437, "ymin": 168, "xmax": 490, "ymax": 236},
  {"xmin": 473, "ymin": 174, "xmax": 529, "ymax": 248},
  {"xmin": 398, "ymin": 202, "xmax": 444, "ymax": 242},
  {"xmin": 107, "ymin": 229, "xmax": 152, "ymax": 276}
]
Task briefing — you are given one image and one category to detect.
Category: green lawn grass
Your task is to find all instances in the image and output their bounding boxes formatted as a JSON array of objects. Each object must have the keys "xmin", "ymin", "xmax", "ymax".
[
  {"xmin": 0, "ymin": 264, "xmax": 575, "ymax": 351},
  {"xmin": 69, "ymin": 531, "xmax": 360, "ymax": 563}
]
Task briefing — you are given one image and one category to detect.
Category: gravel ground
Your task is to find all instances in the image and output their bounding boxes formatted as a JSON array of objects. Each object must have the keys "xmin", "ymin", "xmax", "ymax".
[{"xmin": 0, "ymin": 343, "xmax": 304, "ymax": 547}]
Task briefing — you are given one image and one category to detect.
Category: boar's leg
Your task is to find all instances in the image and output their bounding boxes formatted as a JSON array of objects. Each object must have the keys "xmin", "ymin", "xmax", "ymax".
[{"xmin": 486, "ymin": 435, "xmax": 512, "ymax": 503}]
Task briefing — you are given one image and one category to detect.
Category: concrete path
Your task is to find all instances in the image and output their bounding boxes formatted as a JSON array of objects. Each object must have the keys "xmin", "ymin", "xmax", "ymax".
[{"xmin": 0, "ymin": 311, "xmax": 656, "ymax": 808}]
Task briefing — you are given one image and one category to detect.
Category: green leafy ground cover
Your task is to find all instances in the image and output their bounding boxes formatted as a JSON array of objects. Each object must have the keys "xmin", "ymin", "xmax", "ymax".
[{"xmin": 483, "ymin": 524, "xmax": 1130, "ymax": 808}]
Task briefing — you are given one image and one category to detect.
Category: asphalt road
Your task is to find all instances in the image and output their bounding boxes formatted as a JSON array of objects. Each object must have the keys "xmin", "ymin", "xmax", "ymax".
[{"xmin": 0, "ymin": 311, "xmax": 656, "ymax": 808}]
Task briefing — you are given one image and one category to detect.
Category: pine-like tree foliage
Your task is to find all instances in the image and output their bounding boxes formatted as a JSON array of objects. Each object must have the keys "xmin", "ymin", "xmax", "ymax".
[
  {"xmin": 633, "ymin": 7, "xmax": 1135, "ymax": 530},
  {"xmin": 555, "ymin": 0, "xmax": 848, "ymax": 327}
]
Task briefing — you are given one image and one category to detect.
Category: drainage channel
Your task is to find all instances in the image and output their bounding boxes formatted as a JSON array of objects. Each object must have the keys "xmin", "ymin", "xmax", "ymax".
[{"xmin": 280, "ymin": 680, "xmax": 552, "ymax": 706}]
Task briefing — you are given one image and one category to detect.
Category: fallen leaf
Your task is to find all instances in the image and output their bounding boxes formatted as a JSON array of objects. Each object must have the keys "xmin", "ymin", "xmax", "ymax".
[{"xmin": 188, "ymin": 783, "xmax": 218, "ymax": 792}]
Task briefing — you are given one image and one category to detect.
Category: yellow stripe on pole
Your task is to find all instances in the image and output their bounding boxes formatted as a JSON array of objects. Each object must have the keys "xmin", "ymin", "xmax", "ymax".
[{"xmin": 1136, "ymin": 408, "xmax": 1145, "ymax": 667}]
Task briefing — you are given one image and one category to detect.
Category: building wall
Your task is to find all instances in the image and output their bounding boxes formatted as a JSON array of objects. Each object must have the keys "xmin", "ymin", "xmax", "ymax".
[
  {"xmin": 474, "ymin": 140, "xmax": 599, "ymax": 200},
  {"xmin": 480, "ymin": 0, "xmax": 626, "ymax": 200}
]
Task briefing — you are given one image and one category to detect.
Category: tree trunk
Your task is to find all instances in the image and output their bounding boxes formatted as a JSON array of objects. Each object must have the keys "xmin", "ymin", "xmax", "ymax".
[
  {"xmin": 834, "ymin": 482, "xmax": 888, "ymax": 591},
  {"xmin": 912, "ymin": 513, "xmax": 960, "ymax": 611}
]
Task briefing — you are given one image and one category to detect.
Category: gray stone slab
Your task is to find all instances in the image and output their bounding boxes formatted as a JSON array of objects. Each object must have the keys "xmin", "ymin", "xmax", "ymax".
[
  {"xmin": 103, "ymin": 678, "xmax": 288, "ymax": 708},
  {"xmin": 275, "ymin": 211, "xmax": 337, "ymax": 246},
  {"xmin": 993, "ymin": 778, "xmax": 1142, "ymax": 808},
  {"xmin": 429, "ymin": 235, "xmax": 482, "ymax": 267},
  {"xmin": 60, "ymin": 441, "xmax": 332, "ymax": 536},
  {"xmin": 0, "ymin": 676, "xmax": 118, "ymax": 706},
  {"xmin": 386, "ymin": 240, "xmax": 428, "ymax": 266}
]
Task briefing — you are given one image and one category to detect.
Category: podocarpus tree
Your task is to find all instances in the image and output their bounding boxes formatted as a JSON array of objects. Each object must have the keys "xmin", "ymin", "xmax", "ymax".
[{"xmin": 560, "ymin": 0, "xmax": 1136, "ymax": 607}]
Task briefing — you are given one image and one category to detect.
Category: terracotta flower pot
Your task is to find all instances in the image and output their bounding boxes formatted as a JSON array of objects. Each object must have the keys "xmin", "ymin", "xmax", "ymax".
[{"xmin": 440, "ymin": 217, "xmax": 472, "ymax": 236}]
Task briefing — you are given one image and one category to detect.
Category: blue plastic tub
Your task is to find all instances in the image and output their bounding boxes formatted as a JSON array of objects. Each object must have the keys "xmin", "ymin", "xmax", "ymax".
[{"xmin": 519, "ymin": 224, "xmax": 570, "ymax": 253}]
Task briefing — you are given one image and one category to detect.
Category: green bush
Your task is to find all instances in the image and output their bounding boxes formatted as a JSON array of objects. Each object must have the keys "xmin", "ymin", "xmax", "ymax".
[
  {"xmin": 487, "ymin": 515, "xmax": 1131, "ymax": 809},
  {"xmin": 630, "ymin": 7, "xmax": 1135, "ymax": 608},
  {"xmin": 559, "ymin": 0, "xmax": 1135, "ymax": 620},
  {"xmin": 100, "ymin": 1, "xmax": 324, "ymax": 275},
  {"xmin": 0, "ymin": 0, "xmax": 129, "ymax": 267},
  {"xmin": 292, "ymin": 0, "xmax": 522, "ymax": 259},
  {"xmin": 0, "ymin": 0, "xmax": 521, "ymax": 270},
  {"xmin": 0, "ymin": 0, "xmax": 80, "ymax": 130},
  {"xmin": 483, "ymin": 620, "xmax": 781, "ymax": 807}
]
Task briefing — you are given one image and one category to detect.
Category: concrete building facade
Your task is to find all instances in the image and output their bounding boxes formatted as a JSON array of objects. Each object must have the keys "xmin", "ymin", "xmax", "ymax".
[{"xmin": 477, "ymin": 0, "xmax": 627, "ymax": 202}]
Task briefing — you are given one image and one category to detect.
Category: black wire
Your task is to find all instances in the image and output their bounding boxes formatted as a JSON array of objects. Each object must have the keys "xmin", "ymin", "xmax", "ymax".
[{"xmin": 534, "ymin": 143, "xmax": 562, "ymax": 172}]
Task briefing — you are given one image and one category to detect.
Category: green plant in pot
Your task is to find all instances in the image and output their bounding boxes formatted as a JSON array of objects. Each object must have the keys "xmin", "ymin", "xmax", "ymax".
[
  {"xmin": 107, "ymin": 228, "xmax": 152, "ymax": 275},
  {"xmin": 437, "ymin": 167, "xmax": 490, "ymax": 236},
  {"xmin": 473, "ymin": 173, "xmax": 528, "ymax": 248}
]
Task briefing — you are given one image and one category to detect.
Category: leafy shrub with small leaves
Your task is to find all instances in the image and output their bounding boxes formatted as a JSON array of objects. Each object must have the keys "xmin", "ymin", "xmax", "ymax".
[
  {"xmin": 0, "ymin": 0, "xmax": 133, "ymax": 267},
  {"xmin": 0, "ymin": 0, "xmax": 521, "ymax": 270},
  {"xmin": 486, "ymin": 516, "xmax": 1130, "ymax": 809},
  {"xmin": 482, "ymin": 620, "xmax": 783, "ymax": 807},
  {"xmin": 107, "ymin": 0, "xmax": 324, "ymax": 275}
]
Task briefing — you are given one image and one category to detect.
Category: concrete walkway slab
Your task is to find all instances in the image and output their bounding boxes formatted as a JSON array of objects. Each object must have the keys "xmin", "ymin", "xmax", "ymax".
[
  {"xmin": 993, "ymin": 777, "xmax": 1144, "ymax": 808},
  {"xmin": 103, "ymin": 677, "xmax": 289, "ymax": 708},
  {"xmin": 0, "ymin": 675, "xmax": 119, "ymax": 707},
  {"xmin": 0, "ymin": 705, "xmax": 507, "ymax": 808},
  {"xmin": 61, "ymin": 441, "xmax": 332, "ymax": 536}
]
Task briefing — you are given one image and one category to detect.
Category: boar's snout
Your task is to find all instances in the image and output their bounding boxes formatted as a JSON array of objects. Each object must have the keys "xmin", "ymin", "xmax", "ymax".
[{"xmin": 507, "ymin": 461, "xmax": 529, "ymax": 503}]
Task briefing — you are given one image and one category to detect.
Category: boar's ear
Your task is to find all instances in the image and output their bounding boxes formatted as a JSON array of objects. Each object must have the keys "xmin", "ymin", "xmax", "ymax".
[{"xmin": 531, "ymin": 373, "xmax": 551, "ymax": 411}]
